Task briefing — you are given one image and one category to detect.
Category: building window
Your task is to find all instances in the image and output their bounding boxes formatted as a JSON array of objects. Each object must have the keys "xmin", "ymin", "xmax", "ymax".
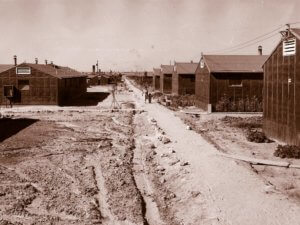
[
  {"xmin": 3, "ymin": 85, "xmax": 14, "ymax": 97},
  {"xmin": 229, "ymin": 79, "xmax": 242, "ymax": 87},
  {"xmin": 283, "ymin": 38, "xmax": 296, "ymax": 56},
  {"xmin": 18, "ymin": 80, "xmax": 30, "ymax": 90}
]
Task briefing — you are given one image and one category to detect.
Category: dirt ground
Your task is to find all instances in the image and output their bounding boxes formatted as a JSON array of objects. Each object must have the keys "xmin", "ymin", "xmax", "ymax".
[
  {"xmin": 0, "ymin": 84, "xmax": 145, "ymax": 224},
  {"xmin": 178, "ymin": 112, "xmax": 300, "ymax": 204},
  {"xmin": 0, "ymin": 83, "xmax": 198, "ymax": 225},
  {"xmin": 1, "ymin": 80, "xmax": 300, "ymax": 225}
]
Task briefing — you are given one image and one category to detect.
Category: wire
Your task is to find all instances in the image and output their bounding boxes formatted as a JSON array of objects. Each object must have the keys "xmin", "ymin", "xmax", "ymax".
[
  {"xmin": 289, "ymin": 21, "xmax": 300, "ymax": 25},
  {"xmin": 219, "ymin": 32, "xmax": 279, "ymax": 54},
  {"xmin": 204, "ymin": 24, "xmax": 285, "ymax": 54}
]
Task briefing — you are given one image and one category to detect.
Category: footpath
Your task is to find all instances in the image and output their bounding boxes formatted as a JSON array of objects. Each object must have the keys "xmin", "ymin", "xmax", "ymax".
[{"xmin": 126, "ymin": 78, "xmax": 300, "ymax": 225}]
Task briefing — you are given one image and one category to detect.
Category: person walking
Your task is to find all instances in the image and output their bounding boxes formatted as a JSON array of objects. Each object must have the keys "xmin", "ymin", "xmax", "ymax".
[
  {"xmin": 144, "ymin": 89, "xmax": 148, "ymax": 103},
  {"xmin": 148, "ymin": 93, "xmax": 152, "ymax": 103}
]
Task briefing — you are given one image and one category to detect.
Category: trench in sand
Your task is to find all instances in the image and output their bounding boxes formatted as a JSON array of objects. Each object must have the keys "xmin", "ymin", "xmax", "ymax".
[{"xmin": 132, "ymin": 111, "xmax": 166, "ymax": 225}]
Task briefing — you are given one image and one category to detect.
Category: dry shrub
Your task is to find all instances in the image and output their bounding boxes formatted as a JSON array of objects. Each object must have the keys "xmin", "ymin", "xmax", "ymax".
[
  {"xmin": 274, "ymin": 145, "xmax": 300, "ymax": 159},
  {"xmin": 168, "ymin": 95, "xmax": 196, "ymax": 108},
  {"xmin": 246, "ymin": 130, "xmax": 272, "ymax": 143},
  {"xmin": 221, "ymin": 116, "xmax": 271, "ymax": 143}
]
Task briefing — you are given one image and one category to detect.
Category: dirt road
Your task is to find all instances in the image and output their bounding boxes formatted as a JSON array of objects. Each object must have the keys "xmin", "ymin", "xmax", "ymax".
[{"xmin": 126, "ymin": 78, "xmax": 300, "ymax": 225}]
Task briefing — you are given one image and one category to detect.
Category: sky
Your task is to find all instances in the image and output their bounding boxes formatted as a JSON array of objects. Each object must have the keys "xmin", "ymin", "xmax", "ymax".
[{"xmin": 0, "ymin": 0, "xmax": 300, "ymax": 72}]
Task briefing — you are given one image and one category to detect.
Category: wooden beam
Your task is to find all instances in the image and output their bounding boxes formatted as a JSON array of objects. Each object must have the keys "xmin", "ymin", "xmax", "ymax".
[{"xmin": 216, "ymin": 152, "xmax": 300, "ymax": 168}]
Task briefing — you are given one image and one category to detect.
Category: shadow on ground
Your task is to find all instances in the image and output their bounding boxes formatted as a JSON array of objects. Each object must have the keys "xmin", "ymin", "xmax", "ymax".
[
  {"xmin": 63, "ymin": 92, "xmax": 110, "ymax": 106},
  {"xmin": 0, "ymin": 118, "xmax": 39, "ymax": 142}
]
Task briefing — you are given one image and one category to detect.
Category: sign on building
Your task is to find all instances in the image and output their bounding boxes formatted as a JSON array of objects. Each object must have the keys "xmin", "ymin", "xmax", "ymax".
[{"xmin": 16, "ymin": 67, "xmax": 31, "ymax": 75}]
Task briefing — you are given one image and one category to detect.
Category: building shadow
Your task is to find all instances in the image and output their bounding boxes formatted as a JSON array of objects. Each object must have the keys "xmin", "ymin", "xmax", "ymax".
[
  {"xmin": 0, "ymin": 118, "xmax": 39, "ymax": 142},
  {"xmin": 63, "ymin": 92, "xmax": 110, "ymax": 106}
]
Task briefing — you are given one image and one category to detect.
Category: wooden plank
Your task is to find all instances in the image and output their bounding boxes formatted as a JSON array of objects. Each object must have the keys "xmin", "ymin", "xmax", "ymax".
[{"xmin": 217, "ymin": 153, "xmax": 290, "ymax": 167}]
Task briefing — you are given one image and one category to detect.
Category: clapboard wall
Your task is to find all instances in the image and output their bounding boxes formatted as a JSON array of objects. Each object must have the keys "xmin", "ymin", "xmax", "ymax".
[
  {"xmin": 160, "ymin": 74, "xmax": 172, "ymax": 94},
  {"xmin": 195, "ymin": 63, "xmax": 211, "ymax": 111},
  {"xmin": 153, "ymin": 75, "xmax": 160, "ymax": 90},
  {"xmin": 0, "ymin": 66, "xmax": 58, "ymax": 105},
  {"xmin": 172, "ymin": 73, "xmax": 195, "ymax": 95},
  {"xmin": 210, "ymin": 73, "xmax": 263, "ymax": 111},
  {"xmin": 195, "ymin": 60, "xmax": 263, "ymax": 112},
  {"xmin": 0, "ymin": 64, "xmax": 87, "ymax": 106},
  {"xmin": 263, "ymin": 35, "xmax": 300, "ymax": 146}
]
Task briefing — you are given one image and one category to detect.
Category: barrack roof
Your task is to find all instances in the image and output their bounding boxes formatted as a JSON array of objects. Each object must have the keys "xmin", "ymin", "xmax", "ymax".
[
  {"xmin": 175, "ymin": 62, "xmax": 198, "ymax": 74},
  {"xmin": 161, "ymin": 65, "xmax": 174, "ymax": 74},
  {"xmin": 203, "ymin": 55, "xmax": 268, "ymax": 73},
  {"xmin": 0, "ymin": 64, "xmax": 14, "ymax": 73},
  {"xmin": 153, "ymin": 68, "xmax": 161, "ymax": 76},
  {"xmin": 23, "ymin": 63, "xmax": 86, "ymax": 79}
]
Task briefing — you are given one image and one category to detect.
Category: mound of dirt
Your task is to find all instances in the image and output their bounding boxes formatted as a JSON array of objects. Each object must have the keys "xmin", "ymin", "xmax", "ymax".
[
  {"xmin": 121, "ymin": 102, "xmax": 135, "ymax": 109},
  {"xmin": 221, "ymin": 116, "xmax": 262, "ymax": 130}
]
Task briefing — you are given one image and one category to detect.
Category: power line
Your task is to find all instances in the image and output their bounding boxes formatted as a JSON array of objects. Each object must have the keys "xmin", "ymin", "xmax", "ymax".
[
  {"xmin": 219, "ymin": 32, "xmax": 279, "ymax": 54},
  {"xmin": 189, "ymin": 22, "xmax": 300, "ymax": 60},
  {"xmin": 205, "ymin": 24, "xmax": 285, "ymax": 54},
  {"xmin": 289, "ymin": 21, "xmax": 300, "ymax": 25}
]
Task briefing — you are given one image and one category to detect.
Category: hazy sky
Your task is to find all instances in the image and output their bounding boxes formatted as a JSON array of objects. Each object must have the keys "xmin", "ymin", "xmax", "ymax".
[{"xmin": 0, "ymin": 0, "xmax": 300, "ymax": 71}]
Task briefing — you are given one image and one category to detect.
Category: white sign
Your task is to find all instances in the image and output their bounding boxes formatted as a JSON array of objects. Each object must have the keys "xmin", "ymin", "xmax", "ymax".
[{"xmin": 16, "ymin": 67, "xmax": 31, "ymax": 75}]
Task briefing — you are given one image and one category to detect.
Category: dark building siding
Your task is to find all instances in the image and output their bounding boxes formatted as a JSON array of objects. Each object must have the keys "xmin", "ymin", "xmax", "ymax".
[
  {"xmin": 160, "ymin": 75, "xmax": 163, "ymax": 92},
  {"xmin": 178, "ymin": 74, "xmax": 195, "ymax": 95},
  {"xmin": 172, "ymin": 73, "xmax": 195, "ymax": 95},
  {"xmin": 58, "ymin": 77, "xmax": 87, "ymax": 105},
  {"xmin": 0, "ymin": 66, "xmax": 58, "ymax": 105},
  {"xmin": 195, "ymin": 62, "xmax": 263, "ymax": 112},
  {"xmin": 210, "ymin": 73, "xmax": 263, "ymax": 111},
  {"xmin": 172, "ymin": 72, "xmax": 178, "ymax": 95},
  {"xmin": 99, "ymin": 76, "xmax": 109, "ymax": 85},
  {"xmin": 163, "ymin": 74, "xmax": 172, "ymax": 94},
  {"xmin": 153, "ymin": 75, "xmax": 160, "ymax": 90},
  {"xmin": 263, "ymin": 36, "xmax": 300, "ymax": 146},
  {"xmin": 0, "ymin": 65, "xmax": 86, "ymax": 106},
  {"xmin": 160, "ymin": 74, "xmax": 172, "ymax": 94},
  {"xmin": 195, "ymin": 64, "xmax": 210, "ymax": 110},
  {"xmin": 87, "ymin": 76, "xmax": 98, "ymax": 86}
]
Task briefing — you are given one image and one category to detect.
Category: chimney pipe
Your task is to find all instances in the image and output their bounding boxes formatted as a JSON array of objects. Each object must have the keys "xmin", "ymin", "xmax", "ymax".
[
  {"xmin": 92, "ymin": 65, "xmax": 95, "ymax": 74},
  {"xmin": 13, "ymin": 55, "xmax": 17, "ymax": 66},
  {"xmin": 45, "ymin": 60, "xmax": 48, "ymax": 65},
  {"xmin": 35, "ymin": 58, "xmax": 38, "ymax": 64},
  {"xmin": 258, "ymin": 46, "xmax": 263, "ymax": 55},
  {"xmin": 191, "ymin": 60, "xmax": 193, "ymax": 63},
  {"xmin": 51, "ymin": 61, "xmax": 53, "ymax": 65}
]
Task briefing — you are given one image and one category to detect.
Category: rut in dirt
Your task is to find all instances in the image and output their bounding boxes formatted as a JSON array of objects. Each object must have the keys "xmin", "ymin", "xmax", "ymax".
[{"xmin": 132, "ymin": 109, "xmax": 166, "ymax": 225}]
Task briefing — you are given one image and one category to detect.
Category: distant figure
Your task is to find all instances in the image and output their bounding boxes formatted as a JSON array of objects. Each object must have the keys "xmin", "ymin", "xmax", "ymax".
[
  {"xmin": 144, "ymin": 89, "xmax": 148, "ymax": 103},
  {"xmin": 148, "ymin": 93, "xmax": 152, "ymax": 103}
]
